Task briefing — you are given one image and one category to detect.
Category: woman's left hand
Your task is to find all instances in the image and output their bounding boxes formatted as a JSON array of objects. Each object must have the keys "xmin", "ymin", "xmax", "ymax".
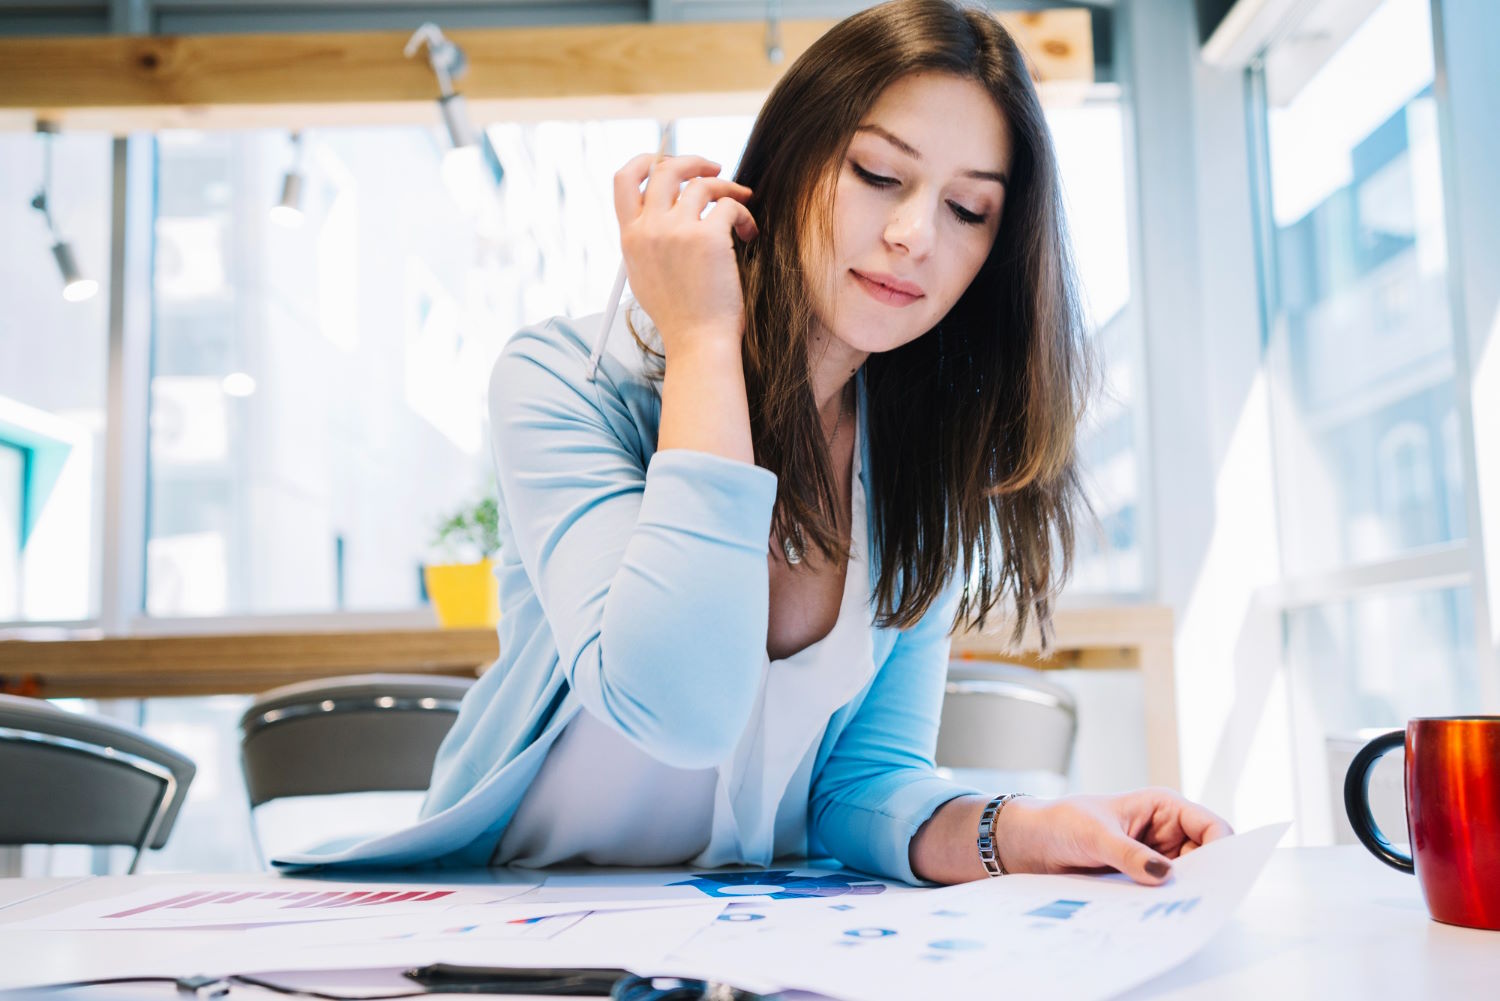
[{"xmin": 994, "ymin": 787, "xmax": 1234, "ymax": 885}]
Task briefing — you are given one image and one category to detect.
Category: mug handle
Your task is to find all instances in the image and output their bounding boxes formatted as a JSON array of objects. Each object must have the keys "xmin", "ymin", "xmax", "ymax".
[{"xmin": 1342, "ymin": 729, "xmax": 1414, "ymax": 873}]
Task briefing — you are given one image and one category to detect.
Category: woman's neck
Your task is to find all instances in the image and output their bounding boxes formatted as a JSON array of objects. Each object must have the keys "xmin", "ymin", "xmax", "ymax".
[{"xmin": 808, "ymin": 327, "xmax": 866, "ymax": 440}]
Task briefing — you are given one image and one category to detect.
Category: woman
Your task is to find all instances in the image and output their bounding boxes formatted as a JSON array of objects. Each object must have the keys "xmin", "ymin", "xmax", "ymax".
[{"xmin": 278, "ymin": 0, "xmax": 1229, "ymax": 885}]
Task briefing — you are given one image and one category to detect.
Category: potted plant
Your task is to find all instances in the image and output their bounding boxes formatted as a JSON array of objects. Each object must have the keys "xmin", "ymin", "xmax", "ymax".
[{"xmin": 423, "ymin": 495, "xmax": 502, "ymax": 628}]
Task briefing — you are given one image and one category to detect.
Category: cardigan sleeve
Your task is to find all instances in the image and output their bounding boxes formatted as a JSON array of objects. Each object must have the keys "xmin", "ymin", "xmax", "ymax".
[
  {"xmin": 806, "ymin": 573, "xmax": 981, "ymax": 884},
  {"xmin": 488, "ymin": 320, "xmax": 779, "ymax": 768}
]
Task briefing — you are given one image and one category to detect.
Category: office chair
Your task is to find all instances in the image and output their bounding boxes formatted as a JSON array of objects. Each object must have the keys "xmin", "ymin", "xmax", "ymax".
[
  {"xmin": 0, "ymin": 693, "xmax": 196, "ymax": 874},
  {"xmin": 238, "ymin": 673, "xmax": 473, "ymax": 863},
  {"xmin": 935, "ymin": 660, "xmax": 1079, "ymax": 797}
]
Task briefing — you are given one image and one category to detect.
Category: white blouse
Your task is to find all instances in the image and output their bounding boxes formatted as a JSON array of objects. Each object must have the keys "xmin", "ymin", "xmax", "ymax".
[{"xmin": 494, "ymin": 405, "xmax": 877, "ymax": 868}]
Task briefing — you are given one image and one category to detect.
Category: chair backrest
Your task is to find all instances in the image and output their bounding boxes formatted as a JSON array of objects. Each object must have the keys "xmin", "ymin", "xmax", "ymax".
[
  {"xmin": 936, "ymin": 661, "xmax": 1078, "ymax": 777},
  {"xmin": 238, "ymin": 673, "xmax": 473, "ymax": 809},
  {"xmin": 0, "ymin": 694, "xmax": 196, "ymax": 873}
]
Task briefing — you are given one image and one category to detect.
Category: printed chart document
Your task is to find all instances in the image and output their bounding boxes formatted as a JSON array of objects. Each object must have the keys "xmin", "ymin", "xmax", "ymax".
[
  {"xmin": 2, "ymin": 880, "xmax": 540, "ymax": 931},
  {"xmin": 663, "ymin": 824, "xmax": 1288, "ymax": 1001},
  {"xmin": 0, "ymin": 833, "xmax": 1282, "ymax": 997}
]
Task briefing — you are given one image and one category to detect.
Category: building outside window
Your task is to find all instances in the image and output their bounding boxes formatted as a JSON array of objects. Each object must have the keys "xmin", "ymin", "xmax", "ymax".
[{"xmin": 1253, "ymin": 0, "xmax": 1487, "ymax": 839}]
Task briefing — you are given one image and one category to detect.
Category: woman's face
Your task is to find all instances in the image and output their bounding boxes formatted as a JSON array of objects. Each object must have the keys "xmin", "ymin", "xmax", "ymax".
[{"xmin": 804, "ymin": 71, "xmax": 1012, "ymax": 356}]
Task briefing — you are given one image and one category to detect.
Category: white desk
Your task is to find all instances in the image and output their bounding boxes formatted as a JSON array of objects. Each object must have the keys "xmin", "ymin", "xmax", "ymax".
[
  {"xmin": 1115, "ymin": 846, "xmax": 1499, "ymax": 999},
  {"xmin": 0, "ymin": 848, "xmax": 1496, "ymax": 1000}
]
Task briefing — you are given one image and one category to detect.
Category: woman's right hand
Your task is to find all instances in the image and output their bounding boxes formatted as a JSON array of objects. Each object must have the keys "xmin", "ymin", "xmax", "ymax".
[
  {"xmin": 612, "ymin": 153, "xmax": 759, "ymax": 360},
  {"xmin": 994, "ymin": 788, "xmax": 1234, "ymax": 885}
]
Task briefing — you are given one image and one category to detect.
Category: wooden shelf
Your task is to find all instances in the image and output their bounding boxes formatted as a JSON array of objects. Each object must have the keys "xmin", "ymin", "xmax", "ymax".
[
  {"xmin": 0, "ymin": 628, "xmax": 498, "ymax": 700},
  {"xmin": 0, "ymin": 11, "xmax": 1093, "ymax": 133}
]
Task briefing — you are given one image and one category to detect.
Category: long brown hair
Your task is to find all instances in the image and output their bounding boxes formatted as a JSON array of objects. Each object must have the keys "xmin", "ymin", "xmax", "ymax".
[{"xmin": 631, "ymin": 0, "xmax": 1091, "ymax": 643}]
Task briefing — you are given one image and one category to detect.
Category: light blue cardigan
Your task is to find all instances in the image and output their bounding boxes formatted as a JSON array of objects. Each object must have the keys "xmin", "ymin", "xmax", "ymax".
[{"xmin": 273, "ymin": 310, "xmax": 977, "ymax": 883}]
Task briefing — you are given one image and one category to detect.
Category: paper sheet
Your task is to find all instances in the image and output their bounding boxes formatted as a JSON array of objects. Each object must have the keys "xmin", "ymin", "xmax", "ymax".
[
  {"xmin": 0, "ymin": 835, "xmax": 1283, "ymax": 997},
  {"xmin": 0, "ymin": 902, "xmax": 731, "ymax": 992},
  {"xmin": 662, "ymin": 824, "xmax": 1288, "ymax": 1001},
  {"xmin": 1, "ymin": 880, "xmax": 539, "ymax": 931},
  {"xmin": 230, "ymin": 900, "xmax": 729, "ymax": 975},
  {"xmin": 231, "ymin": 895, "xmax": 735, "ymax": 945},
  {"xmin": 0, "ymin": 878, "xmax": 88, "ymax": 913}
]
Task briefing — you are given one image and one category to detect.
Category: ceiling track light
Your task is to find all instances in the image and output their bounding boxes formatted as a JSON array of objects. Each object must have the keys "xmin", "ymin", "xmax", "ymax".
[
  {"xmin": 404, "ymin": 24, "xmax": 474, "ymax": 150},
  {"xmin": 31, "ymin": 121, "xmax": 98, "ymax": 303},
  {"xmin": 404, "ymin": 23, "xmax": 504, "ymax": 209},
  {"xmin": 765, "ymin": 0, "xmax": 784, "ymax": 63},
  {"xmin": 272, "ymin": 130, "xmax": 306, "ymax": 228},
  {"xmin": 51, "ymin": 241, "xmax": 96, "ymax": 303}
]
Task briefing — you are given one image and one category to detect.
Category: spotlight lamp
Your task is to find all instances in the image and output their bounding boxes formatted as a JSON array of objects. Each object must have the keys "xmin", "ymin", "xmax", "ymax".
[
  {"xmin": 50, "ymin": 237, "xmax": 98, "ymax": 303},
  {"xmin": 31, "ymin": 123, "xmax": 98, "ymax": 303},
  {"xmin": 271, "ymin": 130, "xmax": 306, "ymax": 228},
  {"xmin": 404, "ymin": 23, "xmax": 504, "ymax": 206},
  {"xmin": 403, "ymin": 23, "xmax": 474, "ymax": 149},
  {"xmin": 765, "ymin": 0, "xmax": 784, "ymax": 63}
]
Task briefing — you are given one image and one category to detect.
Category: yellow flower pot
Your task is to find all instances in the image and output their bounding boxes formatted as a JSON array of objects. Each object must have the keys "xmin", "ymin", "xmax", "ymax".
[{"xmin": 423, "ymin": 558, "xmax": 501, "ymax": 628}]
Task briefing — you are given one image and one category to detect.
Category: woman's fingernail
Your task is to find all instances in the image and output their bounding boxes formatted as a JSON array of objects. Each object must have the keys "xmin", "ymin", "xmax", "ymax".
[{"xmin": 1146, "ymin": 859, "xmax": 1171, "ymax": 879}]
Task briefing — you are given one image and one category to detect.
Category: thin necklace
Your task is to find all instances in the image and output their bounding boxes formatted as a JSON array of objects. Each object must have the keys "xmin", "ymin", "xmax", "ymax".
[
  {"xmin": 829, "ymin": 387, "xmax": 849, "ymax": 448},
  {"xmin": 781, "ymin": 384, "xmax": 853, "ymax": 566}
]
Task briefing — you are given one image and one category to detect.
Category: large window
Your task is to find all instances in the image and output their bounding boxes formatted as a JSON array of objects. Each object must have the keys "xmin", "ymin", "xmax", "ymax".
[
  {"xmin": 1263, "ymin": 0, "xmax": 1462, "ymax": 576},
  {"xmin": 0, "ymin": 130, "xmax": 112, "ymax": 623},
  {"xmin": 1286, "ymin": 586, "xmax": 1479, "ymax": 730},
  {"xmin": 1049, "ymin": 98, "xmax": 1143, "ymax": 595},
  {"xmin": 147, "ymin": 120, "xmax": 660, "ymax": 617},
  {"xmin": 1257, "ymin": 0, "xmax": 1481, "ymax": 736}
]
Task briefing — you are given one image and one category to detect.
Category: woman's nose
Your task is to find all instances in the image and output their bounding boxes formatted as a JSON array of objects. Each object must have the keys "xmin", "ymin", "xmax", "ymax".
[{"xmin": 884, "ymin": 198, "xmax": 936, "ymax": 258}]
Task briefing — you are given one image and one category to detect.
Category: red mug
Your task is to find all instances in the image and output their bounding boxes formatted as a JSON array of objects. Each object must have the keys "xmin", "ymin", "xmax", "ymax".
[{"xmin": 1344, "ymin": 716, "xmax": 1500, "ymax": 931}]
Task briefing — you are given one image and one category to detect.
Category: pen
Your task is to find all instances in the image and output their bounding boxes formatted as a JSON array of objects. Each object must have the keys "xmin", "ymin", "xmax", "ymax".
[
  {"xmin": 586, "ymin": 121, "xmax": 675, "ymax": 383},
  {"xmin": 405, "ymin": 962, "xmax": 630, "ymax": 995}
]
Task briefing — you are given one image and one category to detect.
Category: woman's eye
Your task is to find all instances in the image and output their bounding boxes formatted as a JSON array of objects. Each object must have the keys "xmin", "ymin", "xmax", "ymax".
[
  {"xmin": 852, "ymin": 163, "xmax": 897, "ymax": 187},
  {"xmin": 853, "ymin": 161, "xmax": 988, "ymax": 226},
  {"xmin": 949, "ymin": 203, "xmax": 987, "ymax": 226}
]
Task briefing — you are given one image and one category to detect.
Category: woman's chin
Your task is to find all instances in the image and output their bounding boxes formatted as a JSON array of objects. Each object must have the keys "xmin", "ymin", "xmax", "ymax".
[{"xmin": 829, "ymin": 318, "xmax": 932, "ymax": 355}]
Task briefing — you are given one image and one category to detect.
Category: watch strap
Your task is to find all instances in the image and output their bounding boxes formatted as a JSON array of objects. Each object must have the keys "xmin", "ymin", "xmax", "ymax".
[{"xmin": 978, "ymin": 792, "xmax": 1030, "ymax": 877}]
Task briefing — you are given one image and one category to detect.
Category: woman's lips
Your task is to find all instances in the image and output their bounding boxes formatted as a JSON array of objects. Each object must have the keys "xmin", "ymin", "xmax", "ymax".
[{"xmin": 851, "ymin": 270, "xmax": 924, "ymax": 307}]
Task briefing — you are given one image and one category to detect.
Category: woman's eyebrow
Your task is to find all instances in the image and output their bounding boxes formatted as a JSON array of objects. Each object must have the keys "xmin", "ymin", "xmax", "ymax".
[{"xmin": 854, "ymin": 124, "xmax": 1008, "ymax": 187}]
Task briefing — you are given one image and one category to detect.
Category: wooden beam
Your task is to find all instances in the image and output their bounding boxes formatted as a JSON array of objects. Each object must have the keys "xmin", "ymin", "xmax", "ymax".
[
  {"xmin": 0, "ymin": 602, "xmax": 1166, "ymax": 701},
  {"xmin": 0, "ymin": 628, "xmax": 498, "ymax": 699},
  {"xmin": 954, "ymin": 646, "xmax": 1141, "ymax": 671},
  {"xmin": 951, "ymin": 604, "xmax": 1174, "ymax": 656},
  {"xmin": 0, "ymin": 11, "xmax": 1093, "ymax": 133}
]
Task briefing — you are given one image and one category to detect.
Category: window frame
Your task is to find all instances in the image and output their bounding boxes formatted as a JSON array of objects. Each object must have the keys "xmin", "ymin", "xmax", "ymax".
[{"xmin": 1244, "ymin": 0, "xmax": 1499, "ymax": 724}]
